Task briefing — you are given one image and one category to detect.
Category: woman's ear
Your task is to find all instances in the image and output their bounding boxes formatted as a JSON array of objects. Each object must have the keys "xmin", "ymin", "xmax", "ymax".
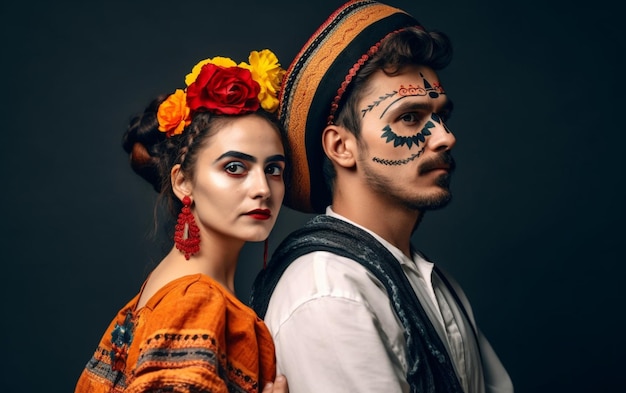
[
  {"xmin": 171, "ymin": 164, "xmax": 192, "ymax": 200},
  {"xmin": 322, "ymin": 124, "xmax": 356, "ymax": 169}
]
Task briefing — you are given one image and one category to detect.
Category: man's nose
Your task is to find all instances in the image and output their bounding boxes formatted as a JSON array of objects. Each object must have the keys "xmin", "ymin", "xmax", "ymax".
[{"xmin": 427, "ymin": 119, "xmax": 456, "ymax": 152}]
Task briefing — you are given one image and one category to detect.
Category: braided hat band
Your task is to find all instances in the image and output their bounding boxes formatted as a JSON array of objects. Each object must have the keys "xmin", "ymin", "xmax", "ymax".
[{"xmin": 279, "ymin": 0, "xmax": 423, "ymax": 213}]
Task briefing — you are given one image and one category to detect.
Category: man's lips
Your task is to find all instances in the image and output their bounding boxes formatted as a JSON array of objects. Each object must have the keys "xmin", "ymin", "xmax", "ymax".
[{"xmin": 245, "ymin": 209, "xmax": 271, "ymax": 220}]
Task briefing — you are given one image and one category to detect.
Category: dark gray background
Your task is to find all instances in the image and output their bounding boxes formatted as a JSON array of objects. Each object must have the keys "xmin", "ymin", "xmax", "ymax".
[{"xmin": 1, "ymin": 0, "xmax": 624, "ymax": 392}]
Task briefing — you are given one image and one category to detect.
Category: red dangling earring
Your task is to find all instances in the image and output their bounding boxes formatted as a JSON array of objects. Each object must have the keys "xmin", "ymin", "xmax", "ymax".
[{"xmin": 174, "ymin": 195, "xmax": 200, "ymax": 260}]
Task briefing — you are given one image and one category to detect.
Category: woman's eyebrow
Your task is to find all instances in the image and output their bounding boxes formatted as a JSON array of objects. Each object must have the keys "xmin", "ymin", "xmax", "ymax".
[
  {"xmin": 265, "ymin": 155, "xmax": 286, "ymax": 164},
  {"xmin": 214, "ymin": 151, "xmax": 255, "ymax": 163},
  {"xmin": 215, "ymin": 151, "xmax": 286, "ymax": 164}
]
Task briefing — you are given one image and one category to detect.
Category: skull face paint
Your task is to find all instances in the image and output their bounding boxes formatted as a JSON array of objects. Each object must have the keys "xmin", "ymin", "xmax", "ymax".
[
  {"xmin": 353, "ymin": 65, "xmax": 456, "ymax": 212},
  {"xmin": 359, "ymin": 72, "xmax": 452, "ymax": 166}
]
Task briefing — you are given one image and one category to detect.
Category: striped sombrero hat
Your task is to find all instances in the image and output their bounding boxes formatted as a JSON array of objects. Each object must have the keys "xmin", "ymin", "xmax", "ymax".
[{"xmin": 278, "ymin": 0, "xmax": 423, "ymax": 213}]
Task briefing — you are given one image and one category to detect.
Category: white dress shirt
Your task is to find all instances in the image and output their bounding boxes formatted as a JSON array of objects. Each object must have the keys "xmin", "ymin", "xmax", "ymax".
[{"xmin": 263, "ymin": 207, "xmax": 512, "ymax": 393}]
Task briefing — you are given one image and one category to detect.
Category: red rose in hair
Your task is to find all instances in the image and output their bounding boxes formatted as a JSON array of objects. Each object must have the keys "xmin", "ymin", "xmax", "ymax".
[{"xmin": 186, "ymin": 63, "xmax": 261, "ymax": 115}]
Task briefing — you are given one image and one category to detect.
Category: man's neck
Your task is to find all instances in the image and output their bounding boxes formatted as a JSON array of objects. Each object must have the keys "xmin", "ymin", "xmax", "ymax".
[{"xmin": 331, "ymin": 193, "xmax": 421, "ymax": 258}]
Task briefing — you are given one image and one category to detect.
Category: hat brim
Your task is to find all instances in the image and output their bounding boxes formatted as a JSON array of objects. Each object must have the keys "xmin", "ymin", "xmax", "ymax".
[{"xmin": 279, "ymin": 0, "xmax": 422, "ymax": 213}]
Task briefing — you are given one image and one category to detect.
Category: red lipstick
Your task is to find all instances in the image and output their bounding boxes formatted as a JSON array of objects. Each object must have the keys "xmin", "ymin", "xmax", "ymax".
[{"xmin": 246, "ymin": 209, "xmax": 271, "ymax": 220}]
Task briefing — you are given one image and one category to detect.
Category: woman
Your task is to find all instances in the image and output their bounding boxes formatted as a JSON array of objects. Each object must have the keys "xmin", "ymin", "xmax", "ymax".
[{"xmin": 75, "ymin": 49, "xmax": 288, "ymax": 393}]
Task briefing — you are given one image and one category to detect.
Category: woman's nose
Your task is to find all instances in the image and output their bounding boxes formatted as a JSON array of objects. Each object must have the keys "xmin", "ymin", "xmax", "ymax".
[{"xmin": 250, "ymin": 170, "xmax": 271, "ymax": 199}]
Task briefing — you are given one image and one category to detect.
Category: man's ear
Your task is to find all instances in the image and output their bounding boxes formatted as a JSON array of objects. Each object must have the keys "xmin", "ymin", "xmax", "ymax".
[
  {"xmin": 322, "ymin": 124, "xmax": 357, "ymax": 169},
  {"xmin": 171, "ymin": 164, "xmax": 192, "ymax": 200}
]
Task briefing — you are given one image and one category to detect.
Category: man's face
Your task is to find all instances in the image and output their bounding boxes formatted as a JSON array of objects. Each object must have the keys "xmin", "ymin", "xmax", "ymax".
[{"xmin": 356, "ymin": 65, "xmax": 456, "ymax": 211}]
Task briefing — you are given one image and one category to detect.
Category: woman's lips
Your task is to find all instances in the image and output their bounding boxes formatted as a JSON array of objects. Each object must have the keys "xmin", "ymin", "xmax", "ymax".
[{"xmin": 246, "ymin": 209, "xmax": 271, "ymax": 220}]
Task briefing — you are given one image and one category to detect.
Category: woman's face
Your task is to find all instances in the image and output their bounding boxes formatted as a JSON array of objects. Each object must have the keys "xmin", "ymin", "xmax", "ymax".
[{"xmin": 187, "ymin": 115, "xmax": 285, "ymax": 244}]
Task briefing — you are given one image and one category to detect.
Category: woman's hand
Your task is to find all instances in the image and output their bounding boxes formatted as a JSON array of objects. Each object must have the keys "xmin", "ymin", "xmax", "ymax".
[{"xmin": 262, "ymin": 375, "xmax": 288, "ymax": 393}]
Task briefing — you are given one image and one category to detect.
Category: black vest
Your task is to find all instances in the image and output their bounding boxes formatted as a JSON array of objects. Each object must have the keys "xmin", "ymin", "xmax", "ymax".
[{"xmin": 251, "ymin": 215, "xmax": 465, "ymax": 393}]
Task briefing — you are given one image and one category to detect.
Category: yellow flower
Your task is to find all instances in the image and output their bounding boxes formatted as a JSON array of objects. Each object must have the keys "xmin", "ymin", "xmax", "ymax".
[
  {"xmin": 185, "ymin": 56, "xmax": 238, "ymax": 86},
  {"xmin": 157, "ymin": 89, "xmax": 191, "ymax": 137},
  {"xmin": 242, "ymin": 49, "xmax": 285, "ymax": 113}
]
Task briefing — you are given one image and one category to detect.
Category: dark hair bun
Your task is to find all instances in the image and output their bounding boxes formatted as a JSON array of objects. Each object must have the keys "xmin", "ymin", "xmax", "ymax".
[{"xmin": 122, "ymin": 95, "xmax": 169, "ymax": 192}]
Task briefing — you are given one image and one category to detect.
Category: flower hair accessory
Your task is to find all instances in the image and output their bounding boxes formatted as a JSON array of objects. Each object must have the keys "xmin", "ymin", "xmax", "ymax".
[{"xmin": 157, "ymin": 49, "xmax": 285, "ymax": 137}]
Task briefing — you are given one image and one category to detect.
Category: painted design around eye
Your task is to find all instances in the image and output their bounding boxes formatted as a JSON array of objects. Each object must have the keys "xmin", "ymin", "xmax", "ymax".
[
  {"xmin": 380, "ymin": 121, "xmax": 434, "ymax": 149},
  {"xmin": 431, "ymin": 113, "xmax": 451, "ymax": 134},
  {"xmin": 361, "ymin": 91, "xmax": 398, "ymax": 118},
  {"xmin": 398, "ymin": 73, "xmax": 445, "ymax": 99}
]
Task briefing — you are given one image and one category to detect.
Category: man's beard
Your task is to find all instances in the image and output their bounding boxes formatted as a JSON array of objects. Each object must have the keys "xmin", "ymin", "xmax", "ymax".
[
  {"xmin": 404, "ymin": 176, "xmax": 452, "ymax": 211},
  {"xmin": 362, "ymin": 151, "xmax": 455, "ymax": 211}
]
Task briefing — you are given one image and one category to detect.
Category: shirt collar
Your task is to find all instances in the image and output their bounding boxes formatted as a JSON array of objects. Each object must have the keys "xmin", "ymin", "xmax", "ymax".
[{"xmin": 325, "ymin": 206, "xmax": 435, "ymax": 280}]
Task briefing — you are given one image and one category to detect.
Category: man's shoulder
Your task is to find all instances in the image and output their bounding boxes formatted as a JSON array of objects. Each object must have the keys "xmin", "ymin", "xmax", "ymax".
[
  {"xmin": 280, "ymin": 250, "xmax": 378, "ymax": 285},
  {"xmin": 269, "ymin": 250, "xmax": 386, "ymax": 302},
  {"xmin": 264, "ymin": 249, "xmax": 392, "ymax": 331},
  {"xmin": 253, "ymin": 215, "xmax": 388, "ymax": 318}
]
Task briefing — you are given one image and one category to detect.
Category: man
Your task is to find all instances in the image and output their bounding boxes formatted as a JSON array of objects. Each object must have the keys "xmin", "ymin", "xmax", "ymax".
[{"xmin": 252, "ymin": 1, "xmax": 513, "ymax": 392}]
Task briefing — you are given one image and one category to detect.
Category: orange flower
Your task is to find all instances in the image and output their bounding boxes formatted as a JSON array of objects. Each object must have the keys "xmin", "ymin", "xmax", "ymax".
[
  {"xmin": 157, "ymin": 89, "xmax": 191, "ymax": 137},
  {"xmin": 156, "ymin": 50, "xmax": 283, "ymax": 139}
]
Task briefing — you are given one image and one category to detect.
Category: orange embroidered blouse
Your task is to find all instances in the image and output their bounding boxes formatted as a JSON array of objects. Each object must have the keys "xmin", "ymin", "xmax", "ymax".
[{"xmin": 75, "ymin": 274, "xmax": 276, "ymax": 393}]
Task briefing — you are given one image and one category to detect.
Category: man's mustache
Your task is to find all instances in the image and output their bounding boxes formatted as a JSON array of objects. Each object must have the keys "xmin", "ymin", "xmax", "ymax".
[{"xmin": 418, "ymin": 152, "xmax": 456, "ymax": 175}]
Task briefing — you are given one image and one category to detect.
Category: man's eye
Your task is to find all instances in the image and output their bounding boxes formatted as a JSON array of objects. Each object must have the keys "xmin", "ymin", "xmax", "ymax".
[
  {"xmin": 399, "ymin": 113, "xmax": 420, "ymax": 123},
  {"xmin": 225, "ymin": 162, "xmax": 246, "ymax": 175}
]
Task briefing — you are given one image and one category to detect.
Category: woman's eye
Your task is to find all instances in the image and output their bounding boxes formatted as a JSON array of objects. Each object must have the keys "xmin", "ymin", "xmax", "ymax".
[
  {"xmin": 224, "ymin": 162, "xmax": 246, "ymax": 175},
  {"xmin": 266, "ymin": 164, "xmax": 283, "ymax": 176}
]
